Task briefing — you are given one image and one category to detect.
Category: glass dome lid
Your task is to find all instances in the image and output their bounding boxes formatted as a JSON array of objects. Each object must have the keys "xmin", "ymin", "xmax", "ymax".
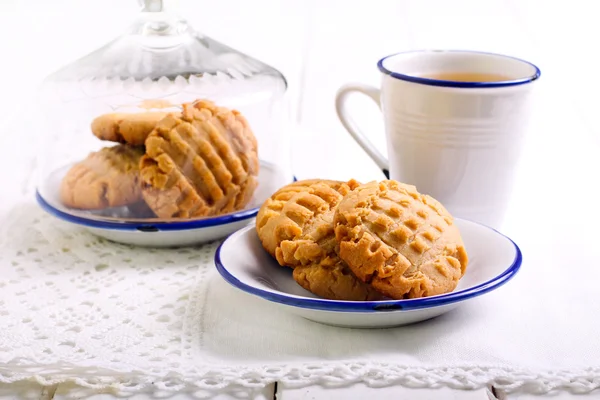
[
  {"xmin": 45, "ymin": 0, "xmax": 287, "ymax": 105},
  {"xmin": 35, "ymin": 0, "xmax": 292, "ymax": 240}
]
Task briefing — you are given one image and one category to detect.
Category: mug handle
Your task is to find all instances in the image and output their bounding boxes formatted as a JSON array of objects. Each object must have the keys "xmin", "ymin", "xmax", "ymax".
[{"xmin": 335, "ymin": 84, "xmax": 390, "ymax": 178}]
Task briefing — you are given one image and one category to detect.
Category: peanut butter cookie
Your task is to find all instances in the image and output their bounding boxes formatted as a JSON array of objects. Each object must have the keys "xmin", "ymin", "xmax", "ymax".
[
  {"xmin": 256, "ymin": 179, "xmax": 334, "ymax": 258},
  {"xmin": 139, "ymin": 100, "xmax": 259, "ymax": 219},
  {"xmin": 91, "ymin": 112, "xmax": 170, "ymax": 146},
  {"xmin": 60, "ymin": 145, "xmax": 144, "ymax": 210},
  {"xmin": 334, "ymin": 180, "xmax": 468, "ymax": 299},
  {"xmin": 256, "ymin": 179, "xmax": 383, "ymax": 301}
]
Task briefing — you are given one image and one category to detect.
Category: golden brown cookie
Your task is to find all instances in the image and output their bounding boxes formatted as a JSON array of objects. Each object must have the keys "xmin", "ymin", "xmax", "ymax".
[
  {"xmin": 139, "ymin": 100, "xmax": 259, "ymax": 219},
  {"xmin": 256, "ymin": 179, "xmax": 383, "ymax": 301},
  {"xmin": 60, "ymin": 145, "xmax": 144, "ymax": 210},
  {"xmin": 292, "ymin": 263, "xmax": 384, "ymax": 302},
  {"xmin": 256, "ymin": 179, "xmax": 338, "ymax": 258},
  {"xmin": 91, "ymin": 112, "xmax": 170, "ymax": 146},
  {"xmin": 334, "ymin": 180, "xmax": 468, "ymax": 300}
]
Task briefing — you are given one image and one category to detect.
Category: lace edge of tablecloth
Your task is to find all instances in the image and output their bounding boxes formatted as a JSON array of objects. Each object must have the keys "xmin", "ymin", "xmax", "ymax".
[{"xmin": 0, "ymin": 363, "xmax": 599, "ymax": 394}]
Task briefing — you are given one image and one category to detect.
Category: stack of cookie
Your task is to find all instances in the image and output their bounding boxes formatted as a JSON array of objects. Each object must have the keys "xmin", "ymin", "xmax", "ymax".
[
  {"xmin": 60, "ymin": 100, "xmax": 259, "ymax": 219},
  {"xmin": 256, "ymin": 179, "xmax": 469, "ymax": 301}
]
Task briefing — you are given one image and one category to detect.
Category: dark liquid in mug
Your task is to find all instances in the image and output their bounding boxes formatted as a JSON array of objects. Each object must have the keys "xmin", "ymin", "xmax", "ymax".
[{"xmin": 420, "ymin": 72, "xmax": 511, "ymax": 82}]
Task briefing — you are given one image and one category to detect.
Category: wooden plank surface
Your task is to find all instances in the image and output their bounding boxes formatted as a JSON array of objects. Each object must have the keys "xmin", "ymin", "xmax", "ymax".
[
  {"xmin": 508, "ymin": 391, "xmax": 600, "ymax": 400},
  {"xmin": 3, "ymin": 382, "xmax": 600, "ymax": 399},
  {"xmin": 277, "ymin": 385, "xmax": 495, "ymax": 400},
  {"xmin": 52, "ymin": 383, "xmax": 275, "ymax": 400}
]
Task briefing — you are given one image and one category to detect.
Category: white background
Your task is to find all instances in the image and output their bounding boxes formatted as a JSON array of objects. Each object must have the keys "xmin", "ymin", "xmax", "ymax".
[
  {"xmin": 1, "ymin": 0, "xmax": 599, "ymax": 398},
  {"xmin": 2, "ymin": 0, "xmax": 598, "ymax": 183}
]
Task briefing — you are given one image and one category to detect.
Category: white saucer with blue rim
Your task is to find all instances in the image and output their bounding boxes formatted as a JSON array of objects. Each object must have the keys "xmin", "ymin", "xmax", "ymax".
[
  {"xmin": 215, "ymin": 219, "xmax": 521, "ymax": 328},
  {"xmin": 37, "ymin": 160, "xmax": 292, "ymax": 247}
]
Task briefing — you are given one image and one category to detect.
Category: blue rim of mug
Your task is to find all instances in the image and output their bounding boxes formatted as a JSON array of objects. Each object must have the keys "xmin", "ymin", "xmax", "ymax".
[
  {"xmin": 214, "ymin": 220, "xmax": 523, "ymax": 312},
  {"xmin": 377, "ymin": 49, "xmax": 541, "ymax": 88}
]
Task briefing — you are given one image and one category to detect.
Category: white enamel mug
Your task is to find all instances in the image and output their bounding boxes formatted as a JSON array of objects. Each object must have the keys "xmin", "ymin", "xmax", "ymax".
[{"xmin": 335, "ymin": 50, "xmax": 540, "ymax": 228}]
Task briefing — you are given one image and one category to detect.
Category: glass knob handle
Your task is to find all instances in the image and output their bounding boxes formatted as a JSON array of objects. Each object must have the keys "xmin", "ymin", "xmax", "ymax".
[{"xmin": 137, "ymin": 0, "xmax": 171, "ymax": 12}]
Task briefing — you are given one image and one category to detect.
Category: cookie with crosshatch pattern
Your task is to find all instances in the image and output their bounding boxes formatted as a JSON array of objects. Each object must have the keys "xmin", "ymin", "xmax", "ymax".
[
  {"xmin": 60, "ymin": 144, "xmax": 144, "ymax": 210},
  {"xmin": 139, "ymin": 100, "xmax": 259, "ymax": 219},
  {"xmin": 334, "ymin": 180, "xmax": 468, "ymax": 300},
  {"xmin": 256, "ymin": 179, "xmax": 384, "ymax": 301}
]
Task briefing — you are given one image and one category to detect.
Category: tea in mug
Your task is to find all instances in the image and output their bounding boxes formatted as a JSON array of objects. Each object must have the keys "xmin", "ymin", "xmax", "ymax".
[{"xmin": 421, "ymin": 72, "xmax": 511, "ymax": 82}]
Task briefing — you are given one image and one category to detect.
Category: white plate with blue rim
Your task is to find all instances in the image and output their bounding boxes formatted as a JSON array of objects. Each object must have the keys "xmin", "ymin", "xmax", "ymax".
[
  {"xmin": 215, "ymin": 218, "xmax": 522, "ymax": 328},
  {"xmin": 36, "ymin": 160, "xmax": 293, "ymax": 247}
]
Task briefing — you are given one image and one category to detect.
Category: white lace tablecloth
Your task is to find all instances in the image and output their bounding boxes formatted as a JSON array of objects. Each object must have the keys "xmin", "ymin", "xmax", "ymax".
[{"xmin": 1, "ymin": 109, "xmax": 600, "ymax": 396}]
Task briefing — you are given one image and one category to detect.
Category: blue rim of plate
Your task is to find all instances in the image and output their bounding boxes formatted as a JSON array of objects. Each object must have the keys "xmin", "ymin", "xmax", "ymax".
[
  {"xmin": 377, "ymin": 49, "xmax": 541, "ymax": 88},
  {"xmin": 214, "ymin": 221, "xmax": 522, "ymax": 312},
  {"xmin": 36, "ymin": 191, "xmax": 260, "ymax": 232},
  {"xmin": 37, "ymin": 158, "xmax": 296, "ymax": 232}
]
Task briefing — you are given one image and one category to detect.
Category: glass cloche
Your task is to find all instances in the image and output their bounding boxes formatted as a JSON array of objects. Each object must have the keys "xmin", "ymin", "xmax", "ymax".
[{"xmin": 35, "ymin": 0, "xmax": 292, "ymax": 245}]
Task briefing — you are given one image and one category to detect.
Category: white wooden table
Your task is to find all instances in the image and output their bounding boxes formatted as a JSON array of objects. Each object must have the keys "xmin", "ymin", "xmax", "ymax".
[
  {"xmin": 3, "ymin": 382, "xmax": 600, "ymax": 399},
  {"xmin": 1, "ymin": 0, "xmax": 599, "ymax": 398}
]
